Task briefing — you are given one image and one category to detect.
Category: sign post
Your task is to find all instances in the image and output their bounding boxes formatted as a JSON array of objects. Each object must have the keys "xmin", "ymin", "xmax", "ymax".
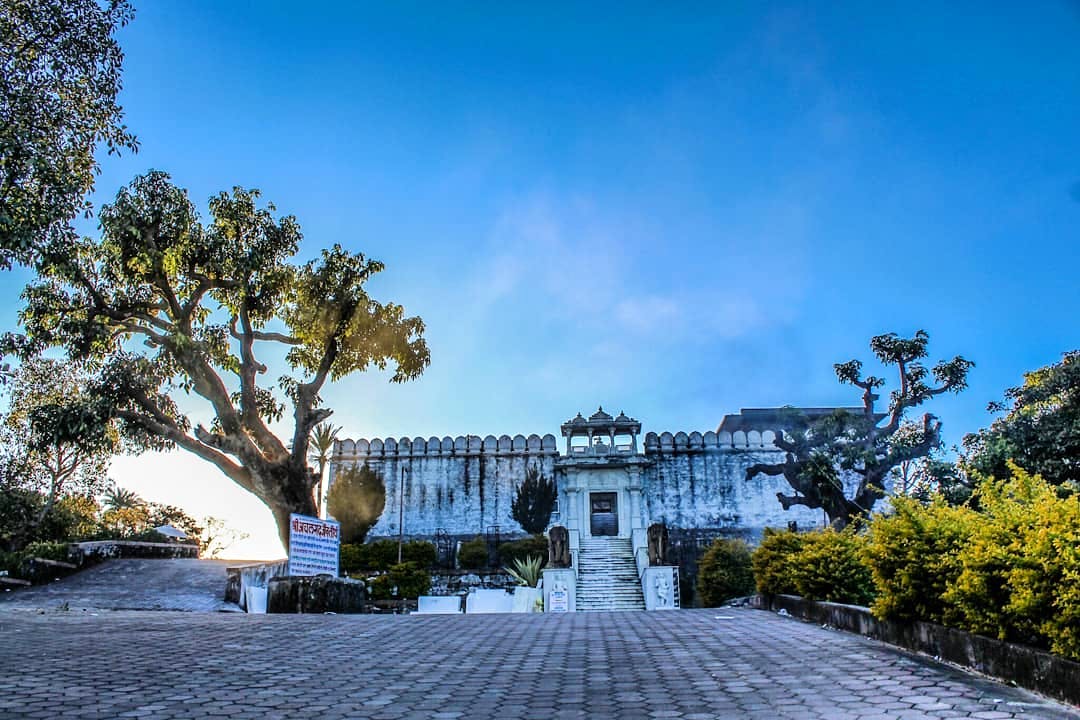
[{"xmin": 287, "ymin": 513, "xmax": 341, "ymax": 577}]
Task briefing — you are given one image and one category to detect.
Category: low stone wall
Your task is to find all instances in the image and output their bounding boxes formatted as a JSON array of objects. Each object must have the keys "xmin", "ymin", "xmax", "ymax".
[
  {"xmin": 224, "ymin": 560, "xmax": 288, "ymax": 609},
  {"xmin": 72, "ymin": 541, "xmax": 199, "ymax": 563},
  {"xmin": 757, "ymin": 594, "xmax": 1080, "ymax": 707},
  {"xmin": 429, "ymin": 570, "xmax": 516, "ymax": 595}
]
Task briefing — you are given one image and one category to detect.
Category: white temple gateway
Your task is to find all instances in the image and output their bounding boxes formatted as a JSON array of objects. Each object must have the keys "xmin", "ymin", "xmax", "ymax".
[{"xmin": 331, "ymin": 407, "xmax": 856, "ymax": 611}]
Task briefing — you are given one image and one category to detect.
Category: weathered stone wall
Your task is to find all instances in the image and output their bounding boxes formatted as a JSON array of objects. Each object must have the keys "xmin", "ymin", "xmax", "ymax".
[
  {"xmin": 333, "ymin": 426, "xmax": 868, "ymax": 543},
  {"xmin": 641, "ymin": 430, "xmax": 828, "ymax": 534},
  {"xmin": 332, "ymin": 434, "xmax": 558, "ymax": 538}
]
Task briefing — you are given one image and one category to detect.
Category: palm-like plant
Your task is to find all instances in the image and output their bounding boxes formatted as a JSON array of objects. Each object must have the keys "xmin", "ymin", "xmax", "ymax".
[
  {"xmin": 505, "ymin": 554, "xmax": 544, "ymax": 588},
  {"xmin": 103, "ymin": 486, "xmax": 143, "ymax": 511},
  {"xmin": 308, "ymin": 422, "xmax": 341, "ymax": 517}
]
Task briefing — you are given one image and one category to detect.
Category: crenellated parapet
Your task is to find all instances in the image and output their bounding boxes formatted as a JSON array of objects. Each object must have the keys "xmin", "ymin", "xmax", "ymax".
[
  {"xmin": 335, "ymin": 433, "xmax": 560, "ymax": 460},
  {"xmin": 642, "ymin": 429, "xmax": 780, "ymax": 453}
]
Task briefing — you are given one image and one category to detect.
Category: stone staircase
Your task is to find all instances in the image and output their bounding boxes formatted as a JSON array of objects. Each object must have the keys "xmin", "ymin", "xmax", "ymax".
[{"xmin": 576, "ymin": 537, "xmax": 645, "ymax": 611}]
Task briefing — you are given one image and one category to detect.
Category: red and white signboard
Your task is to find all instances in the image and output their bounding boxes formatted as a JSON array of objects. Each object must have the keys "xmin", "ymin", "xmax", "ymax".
[{"xmin": 287, "ymin": 513, "xmax": 340, "ymax": 576}]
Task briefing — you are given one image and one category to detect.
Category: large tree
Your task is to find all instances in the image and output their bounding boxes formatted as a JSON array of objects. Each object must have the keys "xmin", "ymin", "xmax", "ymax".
[
  {"xmin": 746, "ymin": 331, "xmax": 973, "ymax": 527},
  {"xmin": 0, "ymin": 0, "xmax": 137, "ymax": 267},
  {"xmin": 7, "ymin": 171, "xmax": 429, "ymax": 548},
  {"xmin": 0, "ymin": 356, "xmax": 115, "ymax": 548},
  {"xmin": 963, "ymin": 349, "xmax": 1079, "ymax": 494}
]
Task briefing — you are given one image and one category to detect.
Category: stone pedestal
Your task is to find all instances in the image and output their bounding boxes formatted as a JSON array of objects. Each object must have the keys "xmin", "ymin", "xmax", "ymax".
[
  {"xmin": 266, "ymin": 575, "xmax": 367, "ymax": 614},
  {"xmin": 543, "ymin": 568, "xmax": 576, "ymax": 613}
]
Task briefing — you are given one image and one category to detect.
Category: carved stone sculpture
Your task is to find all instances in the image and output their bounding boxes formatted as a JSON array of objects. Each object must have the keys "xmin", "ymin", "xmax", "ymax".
[
  {"xmin": 654, "ymin": 573, "xmax": 672, "ymax": 607},
  {"xmin": 647, "ymin": 523, "xmax": 668, "ymax": 566},
  {"xmin": 548, "ymin": 525, "xmax": 571, "ymax": 568}
]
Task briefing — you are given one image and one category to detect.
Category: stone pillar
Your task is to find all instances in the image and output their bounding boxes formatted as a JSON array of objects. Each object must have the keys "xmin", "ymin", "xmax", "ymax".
[
  {"xmin": 543, "ymin": 568, "xmax": 576, "ymax": 613},
  {"xmin": 627, "ymin": 467, "xmax": 643, "ymax": 531},
  {"xmin": 564, "ymin": 487, "xmax": 579, "ymax": 534}
]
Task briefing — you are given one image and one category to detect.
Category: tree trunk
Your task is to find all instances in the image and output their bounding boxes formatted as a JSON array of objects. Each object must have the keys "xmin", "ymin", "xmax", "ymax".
[{"xmin": 258, "ymin": 464, "xmax": 319, "ymax": 554}]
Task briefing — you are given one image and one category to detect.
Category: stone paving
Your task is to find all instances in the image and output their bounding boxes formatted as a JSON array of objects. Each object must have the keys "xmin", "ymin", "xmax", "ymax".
[
  {"xmin": 0, "ymin": 607, "xmax": 1076, "ymax": 719},
  {"xmin": 0, "ymin": 559, "xmax": 236, "ymax": 612}
]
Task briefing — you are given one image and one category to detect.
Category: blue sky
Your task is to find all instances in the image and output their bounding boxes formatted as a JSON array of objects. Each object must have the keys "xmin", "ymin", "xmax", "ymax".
[{"xmin": 7, "ymin": 2, "xmax": 1079, "ymax": 556}]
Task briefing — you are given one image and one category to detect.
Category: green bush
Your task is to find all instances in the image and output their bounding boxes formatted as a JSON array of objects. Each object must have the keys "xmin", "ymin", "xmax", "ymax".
[
  {"xmin": 368, "ymin": 562, "xmax": 431, "ymax": 600},
  {"xmin": 864, "ymin": 496, "xmax": 976, "ymax": 624},
  {"xmin": 789, "ymin": 528, "xmax": 875, "ymax": 606},
  {"xmin": 22, "ymin": 541, "xmax": 71, "ymax": 563},
  {"xmin": 751, "ymin": 528, "xmax": 805, "ymax": 595},
  {"xmin": 697, "ymin": 538, "xmax": 755, "ymax": 606},
  {"xmin": 457, "ymin": 536, "xmax": 489, "ymax": 569},
  {"xmin": 340, "ymin": 543, "xmax": 364, "ymax": 574},
  {"xmin": 341, "ymin": 539, "xmax": 437, "ymax": 572},
  {"xmin": 497, "ymin": 534, "xmax": 548, "ymax": 568},
  {"xmin": 402, "ymin": 540, "xmax": 437, "ymax": 568},
  {"xmin": 0, "ymin": 550, "xmax": 24, "ymax": 576}
]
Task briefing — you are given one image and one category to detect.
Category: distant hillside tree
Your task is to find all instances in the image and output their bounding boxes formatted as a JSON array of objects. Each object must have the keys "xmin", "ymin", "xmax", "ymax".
[
  {"xmin": 0, "ymin": 357, "xmax": 115, "ymax": 549},
  {"xmin": 746, "ymin": 331, "xmax": 973, "ymax": 527},
  {"xmin": 326, "ymin": 463, "xmax": 386, "ymax": 544},
  {"xmin": 963, "ymin": 350, "xmax": 1079, "ymax": 494},
  {"xmin": 511, "ymin": 466, "xmax": 556, "ymax": 535}
]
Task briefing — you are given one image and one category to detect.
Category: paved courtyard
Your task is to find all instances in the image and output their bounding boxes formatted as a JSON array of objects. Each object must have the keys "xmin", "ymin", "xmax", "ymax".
[{"xmin": 0, "ymin": 607, "xmax": 1076, "ymax": 719}]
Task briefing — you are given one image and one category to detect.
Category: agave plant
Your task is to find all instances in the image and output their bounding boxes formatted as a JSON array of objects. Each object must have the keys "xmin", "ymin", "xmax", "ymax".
[{"xmin": 505, "ymin": 554, "xmax": 543, "ymax": 588}]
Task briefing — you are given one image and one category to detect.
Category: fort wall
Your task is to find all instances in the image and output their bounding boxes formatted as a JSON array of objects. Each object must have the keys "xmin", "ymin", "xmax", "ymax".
[{"xmin": 332, "ymin": 434, "xmax": 559, "ymax": 538}]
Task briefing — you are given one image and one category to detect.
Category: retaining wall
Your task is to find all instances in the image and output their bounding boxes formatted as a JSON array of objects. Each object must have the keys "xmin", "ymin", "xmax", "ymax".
[{"xmin": 758, "ymin": 594, "xmax": 1080, "ymax": 707}]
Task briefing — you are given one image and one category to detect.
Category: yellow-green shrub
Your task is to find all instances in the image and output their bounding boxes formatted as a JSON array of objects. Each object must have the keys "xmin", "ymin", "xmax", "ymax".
[
  {"xmin": 751, "ymin": 528, "xmax": 805, "ymax": 595},
  {"xmin": 944, "ymin": 464, "xmax": 1080, "ymax": 657},
  {"xmin": 697, "ymin": 538, "xmax": 756, "ymax": 606},
  {"xmin": 864, "ymin": 496, "xmax": 976, "ymax": 624},
  {"xmin": 789, "ymin": 528, "xmax": 874, "ymax": 606}
]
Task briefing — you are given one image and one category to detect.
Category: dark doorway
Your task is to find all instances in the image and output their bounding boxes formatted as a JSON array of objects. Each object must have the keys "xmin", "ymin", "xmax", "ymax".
[{"xmin": 590, "ymin": 492, "xmax": 618, "ymax": 536}]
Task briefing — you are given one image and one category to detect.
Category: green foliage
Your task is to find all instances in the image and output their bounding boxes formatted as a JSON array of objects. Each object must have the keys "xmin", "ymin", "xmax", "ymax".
[
  {"xmin": 368, "ymin": 562, "xmax": 430, "ymax": 600},
  {"xmin": 510, "ymin": 466, "xmax": 557, "ymax": 535},
  {"xmin": 864, "ymin": 496, "xmax": 976, "ymax": 624},
  {"xmin": 339, "ymin": 543, "xmax": 364, "ymax": 574},
  {"xmin": 697, "ymin": 538, "xmax": 756, "ymax": 607},
  {"xmin": 496, "ymin": 534, "xmax": 548, "ymax": 568},
  {"xmin": 0, "ymin": 487, "xmax": 100, "ymax": 551},
  {"xmin": 340, "ymin": 539, "xmax": 435, "ymax": 573},
  {"xmin": 326, "ymin": 463, "xmax": 386, "ymax": 544},
  {"xmin": 788, "ymin": 528, "xmax": 875, "ymax": 606},
  {"xmin": 0, "ymin": 488, "xmax": 45, "ymax": 551},
  {"xmin": 964, "ymin": 350, "xmax": 1080, "ymax": 493},
  {"xmin": 0, "ymin": 358, "xmax": 115, "ymax": 549},
  {"xmin": 457, "ymin": 536, "xmax": 489, "ymax": 569},
  {"xmin": 5, "ymin": 171, "xmax": 429, "ymax": 548},
  {"xmin": 505, "ymin": 555, "xmax": 543, "ymax": 588},
  {"xmin": 0, "ymin": 540, "xmax": 70, "ymax": 580},
  {"xmin": 750, "ymin": 528, "xmax": 805, "ymax": 596},
  {"xmin": 0, "ymin": 0, "xmax": 138, "ymax": 267},
  {"xmin": 360, "ymin": 539, "xmax": 400, "ymax": 571},
  {"xmin": 22, "ymin": 540, "xmax": 69, "ymax": 562}
]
